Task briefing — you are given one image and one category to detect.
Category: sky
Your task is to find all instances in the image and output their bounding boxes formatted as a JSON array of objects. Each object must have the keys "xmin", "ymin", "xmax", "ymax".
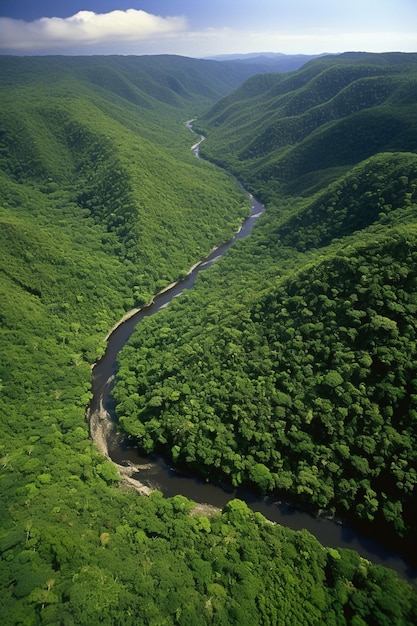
[{"xmin": 0, "ymin": 0, "xmax": 416, "ymax": 57}]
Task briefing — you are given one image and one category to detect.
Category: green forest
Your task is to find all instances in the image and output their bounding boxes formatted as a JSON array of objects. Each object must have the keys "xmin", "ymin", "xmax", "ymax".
[{"xmin": 1, "ymin": 53, "xmax": 417, "ymax": 624}]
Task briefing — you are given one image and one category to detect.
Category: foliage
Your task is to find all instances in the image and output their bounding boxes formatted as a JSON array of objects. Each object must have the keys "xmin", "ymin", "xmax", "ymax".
[
  {"xmin": 1, "ymin": 53, "xmax": 417, "ymax": 624},
  {"xmin": 198, "ymin": 52, "xmax": 417, "ymax": 197},
  {"xmin": 2, "ymin": 494, "xmax": 416, "ymax": 625}
]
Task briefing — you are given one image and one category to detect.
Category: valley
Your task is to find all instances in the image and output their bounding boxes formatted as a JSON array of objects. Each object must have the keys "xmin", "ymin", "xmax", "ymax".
[{"xmin": 1, "ymin": 53, "xmax": 417, "ymax": 625}]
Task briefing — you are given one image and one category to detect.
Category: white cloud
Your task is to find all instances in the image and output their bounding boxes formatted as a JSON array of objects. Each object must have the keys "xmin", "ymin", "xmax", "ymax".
[
  {"xmin": 0, "ymin": 9, "xmax": 187, "ymax": 52},
  {"xmin": 0, "ymin": 8, "xmax": 414, "ymax": 57}
]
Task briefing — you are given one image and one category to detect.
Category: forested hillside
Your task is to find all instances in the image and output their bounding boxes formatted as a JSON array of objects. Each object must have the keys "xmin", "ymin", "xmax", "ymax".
[
  {"xmin": 1, "ymin": 54, "xmax": 417, "ymax": 625},
  {"xmin": 198, "ymin": 51, "xmax": 417, "ymax": 197},
  {"xmin": 114, "ymin": 54, "xmax": 417, "ymax": 559}
]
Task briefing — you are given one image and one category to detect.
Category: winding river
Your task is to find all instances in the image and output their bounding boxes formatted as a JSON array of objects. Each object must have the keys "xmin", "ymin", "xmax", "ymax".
[{"xmin": 88, "ymin": 125, "xmax": 417, "ymax": 585}]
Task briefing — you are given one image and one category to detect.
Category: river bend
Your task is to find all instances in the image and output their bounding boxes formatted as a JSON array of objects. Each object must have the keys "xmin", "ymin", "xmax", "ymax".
[{"xmin": 87, "ymin": 124, "xmax": 417, "ymax": 584}]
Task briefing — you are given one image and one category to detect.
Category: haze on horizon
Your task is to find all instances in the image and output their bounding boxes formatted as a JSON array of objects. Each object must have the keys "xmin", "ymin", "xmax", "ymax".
[{"xmin": 0, "ymin": 0, "xmax": 416, "ymax": 57}]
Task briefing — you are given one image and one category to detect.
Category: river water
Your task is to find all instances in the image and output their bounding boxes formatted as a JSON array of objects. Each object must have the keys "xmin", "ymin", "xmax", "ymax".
[{"xmin": 88, "ymin": 127, "xmax": 417, "ymax": 585}]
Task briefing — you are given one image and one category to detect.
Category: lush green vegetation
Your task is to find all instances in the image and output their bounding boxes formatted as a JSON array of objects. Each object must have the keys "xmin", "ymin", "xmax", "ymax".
[
  {"xmin": 3, "ymin": 490, "xmax": 416, "ymax": 625},
  {"xmin": 197, "ymin": 52, "xmax": 417, "ymax": 198},
  {"xmin": 1, "ymin": 53, "xmax": 417, "ymax": 624},
  {"xmin": 114, "ymin": 152, "xmax": 417, "ymax": 544},
  {"xmin": 114, "ymin": 54, "xmax": 417, "ymax": 554},
  {"xmin": 0, "ymin": 55, "xmax": 254, "ymax": 302}
]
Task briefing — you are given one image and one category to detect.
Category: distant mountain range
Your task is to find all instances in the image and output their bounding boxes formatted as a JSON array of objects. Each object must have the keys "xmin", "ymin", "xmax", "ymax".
[{"xmin": 206, "ymin": 52, "xmax": 326, "ymax": 72}]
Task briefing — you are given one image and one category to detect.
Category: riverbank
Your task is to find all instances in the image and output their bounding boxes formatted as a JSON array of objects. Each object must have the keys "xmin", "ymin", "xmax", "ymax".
[
  {"xmin": 89, "ymin": 400, "xmax": 223, "ymax": 514},
  {"xmin": 89, "ymin": 404, "xmax": 154, "ymax": 496},
  {"xmin": 85, "ymin": 124, "xmax": 416, "ymax": 585}
]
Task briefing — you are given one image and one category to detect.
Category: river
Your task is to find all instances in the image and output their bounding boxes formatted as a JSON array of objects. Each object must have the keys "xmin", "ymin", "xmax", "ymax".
[{"xmin": 87, "ymin": 124, "xmax": 417, "ymax": 585}]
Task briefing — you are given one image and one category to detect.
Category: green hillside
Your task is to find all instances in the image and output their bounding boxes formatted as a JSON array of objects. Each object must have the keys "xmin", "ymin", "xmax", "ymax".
[
  {"xmin": 198, "ymin": 52, "xmax": 417, "ymax": 196},
  {"xmin": 0, "ymin": 55, "xmax": 256, "ymax": 294},
  {"xmin": 1, "ymin": 54, "xmax": 417, "ymax": 624}
]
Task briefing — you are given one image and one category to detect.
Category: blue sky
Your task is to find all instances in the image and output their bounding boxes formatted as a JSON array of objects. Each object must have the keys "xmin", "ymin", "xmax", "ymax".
[{"xmin": 0, "ymin": 0, "xmax": 416, "ymax": 56}]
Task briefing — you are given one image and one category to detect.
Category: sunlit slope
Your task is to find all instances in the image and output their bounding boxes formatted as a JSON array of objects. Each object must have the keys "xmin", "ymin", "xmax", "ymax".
[
  {"xmin": 0, "ymin": 54, "xmax": 265, "ymax": 109},
  {"xmin": 0, "ymin": 55, "xmax": 251, "ymax": 302},
  {"xmin": 199, "ymin": 52, "xmax": 417, "ymax": 196},
  {"xmin": 0, "ymin": 53, "xmax": 252, "ymax": 613},
  {"xmin": 0, "ymin": 54, "xmax": 252, "ymax": 453}
]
